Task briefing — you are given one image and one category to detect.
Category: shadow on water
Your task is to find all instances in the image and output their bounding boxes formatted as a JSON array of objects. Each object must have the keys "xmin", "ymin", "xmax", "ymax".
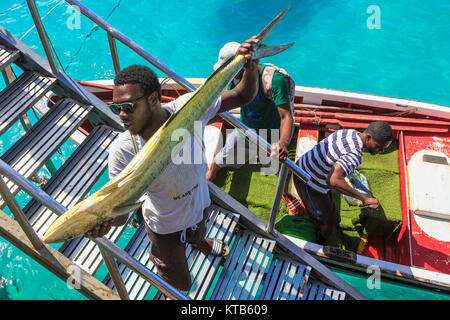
[{"xmin": 0, "ymin": 273, "xmax": 12, "ymax": 300}]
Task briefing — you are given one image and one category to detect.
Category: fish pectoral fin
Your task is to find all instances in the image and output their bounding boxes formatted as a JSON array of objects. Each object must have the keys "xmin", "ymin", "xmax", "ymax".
[{"xmin": 111, "ymin": 201, "xmax": 143, "ymax": 217}]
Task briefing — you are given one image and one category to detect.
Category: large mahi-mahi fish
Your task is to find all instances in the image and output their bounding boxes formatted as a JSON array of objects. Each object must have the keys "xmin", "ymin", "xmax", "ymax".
[{"xmin": 42, "ymin": 8, "xmax": 294, "ymax": 243}]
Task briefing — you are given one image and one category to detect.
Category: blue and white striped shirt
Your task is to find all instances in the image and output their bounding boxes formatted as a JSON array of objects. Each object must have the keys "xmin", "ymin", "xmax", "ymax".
[{"xmin": 297, "ymin": 129, "xmax": 364, "ymax": 194}]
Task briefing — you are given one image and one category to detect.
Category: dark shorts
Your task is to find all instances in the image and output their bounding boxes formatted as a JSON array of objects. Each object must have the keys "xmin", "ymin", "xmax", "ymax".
[
  {"xmin": 144, "ymin": 208, "xmax": 209, "ymax": 291},
  {"xmin": 292, "ymin": 177, "xmax": 340, "ymax": 226}
]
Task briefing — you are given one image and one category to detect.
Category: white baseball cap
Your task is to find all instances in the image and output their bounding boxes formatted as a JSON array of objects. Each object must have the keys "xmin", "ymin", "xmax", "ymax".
[{"xmin": 213, "ymin": 41, "xmax": 240, "ymax": 71}]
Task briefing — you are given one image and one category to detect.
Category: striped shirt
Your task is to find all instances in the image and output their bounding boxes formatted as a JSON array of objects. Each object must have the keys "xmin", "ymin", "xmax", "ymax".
[{"xmin": 297, "ymin": 129, "xmax": 364, "ymax": 194}]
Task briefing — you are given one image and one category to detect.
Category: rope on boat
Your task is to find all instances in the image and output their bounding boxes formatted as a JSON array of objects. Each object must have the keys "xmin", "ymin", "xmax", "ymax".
[
  {"xmin": 0, "ymin": 2, "xmax": 26, "ymax": 16},
  {"xmin": 160, "ymin": 77, "xmax": 182, "ymax": 98},
  {"xmin": 64, "ymin": 0, "xmax": 123, "ymax": 71}
]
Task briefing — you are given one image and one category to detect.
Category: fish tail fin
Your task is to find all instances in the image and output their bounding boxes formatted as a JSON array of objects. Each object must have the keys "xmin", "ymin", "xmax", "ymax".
[
  {"xmin": 250, "ymin": 7, "xmax": 294, "ymax": 60},
  {"xmin": 252, "ymin": 42, "xmax": 295, "ymax": 60},
  {"xmin": 256, "ymin": 7, "xmax": 289, "ymax": 44}
]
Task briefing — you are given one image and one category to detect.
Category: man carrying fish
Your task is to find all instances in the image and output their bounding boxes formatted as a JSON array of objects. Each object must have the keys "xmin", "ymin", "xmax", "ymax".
[
  {"xmin": 85, "ymin": 38, "xmax": 261, "ymax": 292},
  {"xmin": 42, "ymin": 9, "xmax": 293, "ymax": 293}
]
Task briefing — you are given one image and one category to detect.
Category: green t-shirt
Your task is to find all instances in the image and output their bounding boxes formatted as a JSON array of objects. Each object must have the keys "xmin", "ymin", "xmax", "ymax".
[
  {"xmin": 270, "ymin": 68, "xmax": 291, "ymax": 107},
  {"xmin": 230, "ymin": 65, "xmax": 290, "ymax": 134}
]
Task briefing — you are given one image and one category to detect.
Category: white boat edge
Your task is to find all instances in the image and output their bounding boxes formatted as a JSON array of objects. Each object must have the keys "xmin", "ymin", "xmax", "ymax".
[
  {"xmin": 82, "ymin": 78, "xmax": 450, "ymax": 119},
  {"xmin": 285, "ymin": 234, "xmax": 450, "ymax": 291}
]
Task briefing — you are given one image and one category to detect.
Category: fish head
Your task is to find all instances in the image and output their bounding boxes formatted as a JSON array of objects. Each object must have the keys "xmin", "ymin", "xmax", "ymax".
[{"xmin": 42, "ymin": 197, "xmax": 104, "ymax": 244}]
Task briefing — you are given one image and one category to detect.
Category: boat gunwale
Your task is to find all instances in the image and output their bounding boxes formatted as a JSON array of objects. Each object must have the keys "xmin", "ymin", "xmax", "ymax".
[{"xmin": 284, "ymin": 234, "xmax": 450, "ymax": 293}]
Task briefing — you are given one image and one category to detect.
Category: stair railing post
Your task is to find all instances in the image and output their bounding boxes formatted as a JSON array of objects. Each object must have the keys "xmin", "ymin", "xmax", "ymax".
[
  {"xmin": 0, "ymin": 175, "xmax": 44, "ymax": 251},
  {"xmin": 94, "ymin": 237, "xmax": 187, "ymax": 300},
  {"xmin": 107, "ymin": 33, "xmax": 121, "ymax": 74},
  {"xmin": 26, "ymin": 0, "xmax": 59, "ymax": 74},
  {"xmin": 64, "ymin": 0, "xmax": 196, "ymax": 92},
  {"xmin": 266, "ymin": 163, "xmax": 290, "ymax": 234},
  {"xmin": 99, "ymin": 247, "xmax": 130, "ymax": 300}
]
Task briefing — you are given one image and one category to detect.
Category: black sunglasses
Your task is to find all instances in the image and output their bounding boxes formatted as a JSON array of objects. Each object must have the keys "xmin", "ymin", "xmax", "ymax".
[{"xmin": 109, "ymin": 94, "xmax": 149, "ymax": 115}]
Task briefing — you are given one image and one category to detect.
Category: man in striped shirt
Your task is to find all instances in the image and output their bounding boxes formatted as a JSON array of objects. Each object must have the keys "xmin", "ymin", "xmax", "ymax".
[{"xmin": 293, "ymin": 121, "xmax": 393, "ymax": 244}]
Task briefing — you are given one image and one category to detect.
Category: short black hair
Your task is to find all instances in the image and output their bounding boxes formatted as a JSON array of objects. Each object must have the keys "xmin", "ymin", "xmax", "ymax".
[
  {"xmin": 366, "ymin": 121, "xmax": 393, "ymax": 143},
  {"xmin": 114, "ymin": 65, "xmax": 161, "ymax": 100}
]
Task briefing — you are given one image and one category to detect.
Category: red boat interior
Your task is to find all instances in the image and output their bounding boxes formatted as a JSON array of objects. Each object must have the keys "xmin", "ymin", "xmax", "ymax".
[{"xmin": 67, "ymin": 80, "xmax": 449, "ymax": 275}]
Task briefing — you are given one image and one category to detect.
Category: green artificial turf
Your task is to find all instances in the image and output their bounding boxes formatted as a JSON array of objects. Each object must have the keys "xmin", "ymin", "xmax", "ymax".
[
  {"xmin": 327, "ymin": 140, "xmax": 403, "ymax": 251},
  {"xmin": 213, "ymin": 139, "xmax": 403, "ymax": 253},
  {"xmin": 213, "ymin": 140, "xmax": 298, "ymax": 221},
  {"xmin": 214, "ymin": 163, "xmax": 289, "ymax": 221},
  {"xmin": 275, "ymin": 214, "xmax": 317, "ymax": 242}
]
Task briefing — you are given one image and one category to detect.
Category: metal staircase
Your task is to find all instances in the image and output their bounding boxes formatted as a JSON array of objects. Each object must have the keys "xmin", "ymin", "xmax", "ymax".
[
  {"xmin": 0, "ymin": 0, "xmax": 367, "ymax": 301},
  {"xmin": 0, "ymin": 98, "xmax": 91, "ymax": 206},
  {"xmin": 102, "ymin": 205, "xmax": 347, "ymax": 300},
  {"xmin": 0, "ymin": 44, "xmax": 20, "ymax": 70}
]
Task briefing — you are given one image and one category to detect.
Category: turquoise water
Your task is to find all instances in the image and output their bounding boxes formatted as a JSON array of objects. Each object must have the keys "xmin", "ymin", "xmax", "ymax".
[{"xmin": 0, "ymin": 0, "xmax": 449, "ymax": 300}]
